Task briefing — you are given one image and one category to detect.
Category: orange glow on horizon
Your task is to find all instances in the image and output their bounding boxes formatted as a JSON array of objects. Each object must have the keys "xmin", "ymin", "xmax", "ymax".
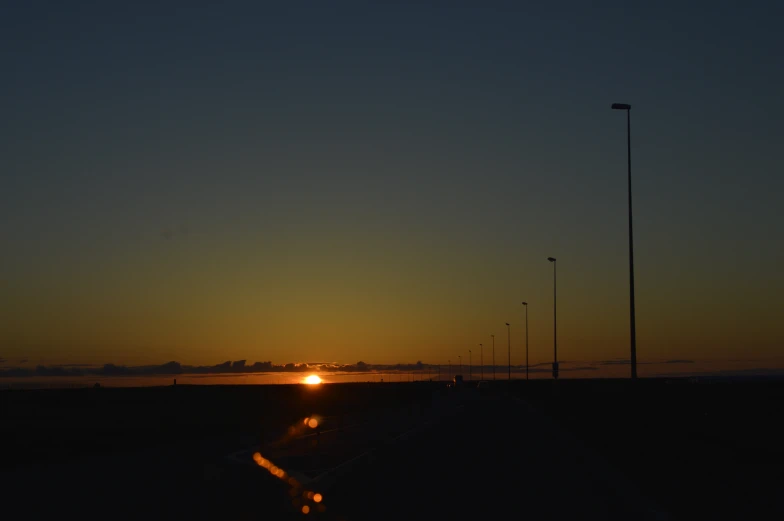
[{"xmin": 304, "ymin": 375, "xmax": 322, "ymax": 385}]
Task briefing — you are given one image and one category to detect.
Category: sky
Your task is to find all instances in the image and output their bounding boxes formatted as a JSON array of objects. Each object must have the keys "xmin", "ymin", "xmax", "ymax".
[{"xmin": 1, "ymin": 1, "xmax": 782, "ymax": 370}]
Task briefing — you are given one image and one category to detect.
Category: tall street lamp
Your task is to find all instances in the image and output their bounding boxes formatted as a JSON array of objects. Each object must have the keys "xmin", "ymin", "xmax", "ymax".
[
  {"xmin": 479, "ymin": 344, "xmax": 483, "ymax": 380},
  {"xmin": 505, "ymin": 322, "xmax": 511, "ymax": 380},
  {"xmin": 491, "ymin": 334, "xmax": 495, "ymax": 380},
  {"xmin": 522, "ymin": 301, "xmax": 529, "ymax": 380},
  {"xmin": 547, "ymin": 257, "xmax": 558, "ymax": 379},
  {"xmin": 468, "ymin": 349, "xmax": 472, "ymax": 381},
  {"xmin": 611, "ymin": 102, "xmax": 638, "ymax": 379}
]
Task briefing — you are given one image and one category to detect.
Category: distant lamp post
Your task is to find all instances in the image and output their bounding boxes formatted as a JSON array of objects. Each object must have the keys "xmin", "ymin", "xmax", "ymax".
[
  {"xmin": 505, "ymin": 322, "xmax": 511, "ymax": 380},
  {"xmin": 448, "ymin": 359, "xmax": 451, "ymax": 381},
  {"xmin": 522, "ymin": 301, "xmax": 529, "ymax": 380},
  {"xmin": 479, "ymin": 344, "xmax": 484, "ymax": 380},
  {"xmin": 611, "ymin": 102, "xmax": 638, "ymax": 380},
  {"xmin": 491, "ymin": 334, "xmax": 496, "ymax": 380},
  {"xmin": 469, "ymin": 349, "xmax": 472, "ymax": 381},
  {"xmin": 547, "ymin": 257, "xmax": 558, "ymax": 379},
  {"xmin": 458, "ymin": 355, "xmax": 462, "ymax": 375}
]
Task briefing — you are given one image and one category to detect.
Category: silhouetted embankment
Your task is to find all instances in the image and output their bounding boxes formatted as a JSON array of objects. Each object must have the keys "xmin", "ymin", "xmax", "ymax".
[{"xmin": 504, "ymin": 377, "xmax": 784, "ymax": 520}]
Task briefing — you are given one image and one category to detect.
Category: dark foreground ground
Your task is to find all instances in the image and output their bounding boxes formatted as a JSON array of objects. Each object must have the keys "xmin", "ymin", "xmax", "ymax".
[{"xmin": 2, "ymin": 378, "xmax": 783, "ymax": 520}]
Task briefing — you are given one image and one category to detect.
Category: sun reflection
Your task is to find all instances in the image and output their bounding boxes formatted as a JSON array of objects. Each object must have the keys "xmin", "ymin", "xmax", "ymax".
[
  {"xmin": 253, "ymin": 449, "xmax": 327, "ymax": 514},
  {"xmin": 304, "ymin": 375, "xmax": 322, "ymax": 385}
]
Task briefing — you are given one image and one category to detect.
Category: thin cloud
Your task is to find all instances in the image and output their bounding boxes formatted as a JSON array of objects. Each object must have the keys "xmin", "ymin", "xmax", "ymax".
[
  {"xmin": 529, "ymin": 361, "xmax": 574, "ymax": 368},
  {"xmin": 595, "ymin": 359, "xmax": 696, "ymax": 366}
]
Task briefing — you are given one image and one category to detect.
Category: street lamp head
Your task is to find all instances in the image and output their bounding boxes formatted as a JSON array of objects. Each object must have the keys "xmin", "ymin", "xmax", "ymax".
[
  {"xmin": 522, "ymin": 301, "xmax": 528, "ymax": 306},
  {"xmin": 547, "ymin": 257, "xmax": 556, "ymax": 262},
  {"xmin": 505, "ymin": 322, "xmax": 510, "ymax": 326},
  {"xmin": 611, "ymin": 103, "xmax": 631, "ymax": 110}
]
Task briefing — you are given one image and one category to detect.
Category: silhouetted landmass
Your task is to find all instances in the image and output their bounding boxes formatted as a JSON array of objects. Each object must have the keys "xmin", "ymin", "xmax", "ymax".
[
  {"xmin": 0, "ymin": 358, "xmax": 710, "ymax": 379},
  {"xmin": 0, "ymin": 359, "xmax": 434, "ymax": 378}
]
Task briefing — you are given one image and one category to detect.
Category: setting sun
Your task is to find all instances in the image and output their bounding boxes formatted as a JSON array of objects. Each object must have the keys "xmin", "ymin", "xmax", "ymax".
[{"xmin": 304, "ymin": 375, "xmax": 322, "ymax": 385}]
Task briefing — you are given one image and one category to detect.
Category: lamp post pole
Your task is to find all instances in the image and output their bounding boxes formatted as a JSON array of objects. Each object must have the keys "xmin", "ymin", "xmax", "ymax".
[
  {"xmin": 491, "ymin": 334, "xmax": 495, "ymax": 380},
  {"xmin": 522, "ymin": 301, "xmax": 529, "ymax": 380},
  {"xmin": 547, "ymin": 257, "xmax": 558, "ymax": 379},
  {"xmin": 506, "ymin": 322, "xmax": 511, "ymax": 380},
  {"xmin": 611, "ymin": 102, "xmax": 638, "ymax": 379},
  {"xmin": 479, "ymin": 344, "xmax": 483, "ymax": 380}
]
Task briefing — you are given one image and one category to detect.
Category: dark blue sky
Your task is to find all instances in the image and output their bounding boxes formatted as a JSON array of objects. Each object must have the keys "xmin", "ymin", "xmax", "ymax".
[{"xmin": 2, "ymin": 1, "xmax": 782, "ymax": 366}]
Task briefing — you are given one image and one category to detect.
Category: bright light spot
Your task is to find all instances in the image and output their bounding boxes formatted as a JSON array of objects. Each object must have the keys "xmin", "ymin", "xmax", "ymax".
[
  {"xmin": 304, "ymin": 417, "xmax": 310, "ymax": 425},
  {"xmin": 301, "ymin": 505, "xmax": 310, "ymax": 514},
  {"xmin": 308, "ymin": 418, "xmax": 319, "ymax": 429},
  {"xmin": 313, "ymin": 493, "xmax": 323, "ymax": 503},
  {"xmin": 304, "ymin": 375, "xmax": 322, "ymax": 385}
]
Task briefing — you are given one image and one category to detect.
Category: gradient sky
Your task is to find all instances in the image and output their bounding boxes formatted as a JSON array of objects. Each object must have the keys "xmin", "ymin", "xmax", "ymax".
[{"xmin": 2, "ymin": 1, "xmax": 782, "ymax": 368}]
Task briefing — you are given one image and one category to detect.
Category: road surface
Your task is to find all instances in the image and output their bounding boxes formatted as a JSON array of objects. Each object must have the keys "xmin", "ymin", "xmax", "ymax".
[{"xmin": 324, "ymin": 389, "xmax": 668, "ymax": 520}]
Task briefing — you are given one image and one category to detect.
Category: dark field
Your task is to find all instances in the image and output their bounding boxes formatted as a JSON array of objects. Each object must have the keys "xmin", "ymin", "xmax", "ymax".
[
  {"xmin": 0, "ymin": 382, "xmax": 436, "ymax": 468},
  {"xmin": 2, "ymin": 378, "xmax": 783, "ymax": 520}
]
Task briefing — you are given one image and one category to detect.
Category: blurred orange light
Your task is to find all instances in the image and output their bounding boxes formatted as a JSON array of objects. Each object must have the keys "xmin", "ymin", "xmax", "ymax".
[
  {"xmin": 304, "ymin": 375, "xmax": 322, "ymax": 385},
  {"xmin": 301, "ymin": 505, "xmax": 310, "ymax": 514},
  {"xmin": 313, "ymin": 493, "xmax": 323, "ymax": 503},
  {"xmin": 308, "ymin": 418, "xmax": 319, "ymax": 429}
]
